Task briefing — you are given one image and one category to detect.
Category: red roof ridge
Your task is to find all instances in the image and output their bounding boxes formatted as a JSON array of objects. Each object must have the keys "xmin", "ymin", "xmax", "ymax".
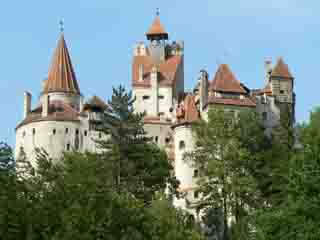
[
  {"xmin": 43, "ymin": 34, "xmax": 80, "ymax": 94},
  {"xmin": 271, "ymin": 57, "xmax": 293, "ymax": 79}
]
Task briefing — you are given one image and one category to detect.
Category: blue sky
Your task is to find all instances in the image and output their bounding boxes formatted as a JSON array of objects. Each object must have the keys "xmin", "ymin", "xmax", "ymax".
[{"xmin": 1, "ymin": 0, "xmax": 319, "ymax": 146}]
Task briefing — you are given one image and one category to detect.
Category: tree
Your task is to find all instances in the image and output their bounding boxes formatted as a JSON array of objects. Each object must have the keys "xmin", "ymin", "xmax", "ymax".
[
  {"xmin": 186, "ymin": 108, "xmax": 272, "ymax": 239},
  {"xmin": 186, "ymin": 108, "xmax": 269, "ymax": 240},
  {"xmin": 0, "ymin": 149, "xmax": 202, "ymax": 240},
  {"xmin": 97, "ymin": 85, "xmax": 178, "ymax": 203},
  {"xmin": 0, "ymin": 142, "xmax": 14, "ymax": 172}
]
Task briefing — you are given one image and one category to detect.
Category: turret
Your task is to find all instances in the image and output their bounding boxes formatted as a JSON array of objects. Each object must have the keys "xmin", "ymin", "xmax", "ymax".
[
  {"xmin": 23, "ymin": 92, "xmax": 32, "ymax": 119},
  {"xmin": 146, "ymin": 12, "xmax": 168, "ymax": 64}
]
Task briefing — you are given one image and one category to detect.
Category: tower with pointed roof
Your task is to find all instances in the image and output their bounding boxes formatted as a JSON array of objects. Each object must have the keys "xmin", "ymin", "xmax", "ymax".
[
  {"xmin": 132, "ymin": 12, "xmax": 184, "ymax": 150},
  {"xmin": 15, "ymin": 31, "xmax": 107, "ymax": 167}
]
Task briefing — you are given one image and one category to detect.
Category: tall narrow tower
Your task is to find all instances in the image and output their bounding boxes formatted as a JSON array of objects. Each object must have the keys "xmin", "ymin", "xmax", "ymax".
[{"xmin": 132, "ymin": 12, "xmax": 184, "ymax": 148}]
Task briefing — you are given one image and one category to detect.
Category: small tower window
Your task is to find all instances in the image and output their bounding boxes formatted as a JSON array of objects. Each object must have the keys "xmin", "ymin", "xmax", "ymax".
[
  {"xmin": 22, "ymin": 131, "xmax": 26, "ymax": 138},
  {"xmin": 32, "ymin": 128, "xmax": 36, "ymax": 135},
  {"xmin": 280, "ymin": 90, "xmax": 284, "ymax": 94},
  {"xmin": 165, "ymin": 137, "xmax": 170, "ymax": 144},
  {"xmin": 76, "ymin": 129, "xmax": 79, "ymax": 135},
  {"xmin": 262, "ymin": 112, "xmax": 268, "ymax": 121},
  {"xmin": 193, "ymin": 169, "xmax": 199, "ymax": 178},
  {"xmin": 154, "ymin": 136, "xmax": 159, "ymax": 143},
  {"xmin": 143, "ymin": 95, "xmax": 150, "ymax": 100},
  {"xmin": 66, "ymin": 143, "xmax": 70, "ymax": 151},
  {"xmin": 65, "ymin": 128, "xmax": 69, "ymax": 134},
  {"xmin": 194, "ymin": 191, "xmax": 199, "ymax": 199},
  {"xmin": 179, "ymin": 140, "xmax": 185, "ymax": 150},
  {"xmin": 84, "ymin": 130, "xmax": 88, "ymax": 137},
  {"xmin": 53, "ymin": 129, "xmax": 56, "ymax": 135}
]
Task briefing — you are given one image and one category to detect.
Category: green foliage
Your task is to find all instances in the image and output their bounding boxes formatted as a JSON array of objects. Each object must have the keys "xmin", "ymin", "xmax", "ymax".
[
  {"xmin": 0, "ymin": 149, "xmax": 202, "ymax": 239},
  {"xmin": 255, "ymin": 107, "xmax": 320, "ymax": 240}
]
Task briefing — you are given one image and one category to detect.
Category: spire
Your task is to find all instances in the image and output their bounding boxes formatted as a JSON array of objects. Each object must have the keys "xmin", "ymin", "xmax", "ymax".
[
  {"xmin": 271, "ymin": 57, "xmax": 293, "ymax": 79},
  {"xmin": 43, "ymin": 32, "xmax": 80, "ymax": 94},
  {"xmin": 210, "ymin": 64, "xmax": 247, "ymax": 94},
  {"xmin": 146, "ymin": 9, "xmax": 168, "ymax": 40}
]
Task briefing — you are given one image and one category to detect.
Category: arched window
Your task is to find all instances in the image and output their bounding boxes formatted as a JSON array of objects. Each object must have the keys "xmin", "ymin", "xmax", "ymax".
[
  {"xmin": 65, "ymin": 128, "xmax": 69, "ymax": 134},
  {"xmin": 179, "ymin": 140, "xmax": 185, "ymax": 150}
]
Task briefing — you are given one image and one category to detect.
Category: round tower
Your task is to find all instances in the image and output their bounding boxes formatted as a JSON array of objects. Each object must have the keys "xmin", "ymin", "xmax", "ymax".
[
  {"xmin": 15, "ymin": 32, "xmax": 86, "ymax": 167},
  {"xmin": 172, "ymin": 95, "xmax": 201, "ymax": 218}
]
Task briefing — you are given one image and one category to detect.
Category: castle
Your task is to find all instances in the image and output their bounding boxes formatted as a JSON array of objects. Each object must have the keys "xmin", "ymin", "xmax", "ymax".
[{"xmin": 14, "ymin": 14, "xmax": 295, "ymax": 215}]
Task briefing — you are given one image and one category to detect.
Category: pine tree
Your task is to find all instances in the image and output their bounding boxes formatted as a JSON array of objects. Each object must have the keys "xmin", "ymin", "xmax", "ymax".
[{"xmin": 97, "ymin": 85, "xmax": 178, "ymax": 203}]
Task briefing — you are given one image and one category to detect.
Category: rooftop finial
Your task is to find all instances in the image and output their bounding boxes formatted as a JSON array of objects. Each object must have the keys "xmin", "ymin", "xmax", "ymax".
[
  {"xmin": 156, "ymin": 8, "xmax": 160, "ymax": 16},
  {"xmin": 59, "ymin": 19, "xmax": 64, "ymax": 33}
]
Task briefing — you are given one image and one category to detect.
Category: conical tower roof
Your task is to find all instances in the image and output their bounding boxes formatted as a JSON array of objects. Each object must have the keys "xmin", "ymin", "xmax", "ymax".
[
  {"xmin": 146, "ymin": 15, "xmax": 168, "ymax": 40},
  {"xmin": 271, "ymin": 57, "xmax": 293, "ymax": 79},
  {"xmin": 210, "ymin": 64, "xmax": 246, "ymax": 94},
  {"xmin": 43, "ymin": 34, "xmax": 80, "ymax": 94}
]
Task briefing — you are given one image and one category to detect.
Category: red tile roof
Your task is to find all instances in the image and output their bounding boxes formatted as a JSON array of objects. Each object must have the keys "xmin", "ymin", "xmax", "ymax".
[
  {"xmin": 132, "ymin": 55, "xmax": 182, "ymax": 87},
  {"xmin": 210, "ymin": 64, "xmax": 247, "ymax": 94},
  {"xmin": 271, "ymin": 58, "xmax": 293, "ymax": 79},
  {"xmin": 146, "ymin": 16, "xmax": 168, "ymax": 39},
  {"xmin": 16, "ymin": 100, "xmax": 80, "ymax": 129},
  {"xmin": 43, "ymin": 34, "xmax": 80, "ymax": 94},
  {"xmin": 207, "ymin": 96, "xmax": 256, "ymax": 107}
]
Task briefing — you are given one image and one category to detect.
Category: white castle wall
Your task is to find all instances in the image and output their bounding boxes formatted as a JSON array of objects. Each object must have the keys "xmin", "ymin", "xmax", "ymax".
[
  {"xmin": 173, "ymin": 125, "xmax": 198, "ymax": 216},
  {"xmin": 15, "ymin": 119, "xmax": 100, "ymax": 168}
]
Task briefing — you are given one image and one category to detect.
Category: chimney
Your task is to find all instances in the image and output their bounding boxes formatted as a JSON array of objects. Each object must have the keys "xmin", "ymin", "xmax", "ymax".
[
  {"xmin": 138, "ymin": 64, "xmax": 144, "ymax": 82},
  {"xmin": 199, "ymin": 70, "xmax": 208, "ymax": 111},
  {"xmin": 79, "ymin": 96, "xmax": 84, "ymax": 112},
  {"xmin": 42, "ymin": 94, "xmax": 50, "ymax": 117},
  {"xmin": 151, "ymin": 66, "xmax": 159, "ymax": 116},
  {"xmin": 265, "ymin": 58, "xmax": 272, "ymax": 83},
  {"xmin": 23, "ymin": 92, "xmax": 32, "ymax": 119}
]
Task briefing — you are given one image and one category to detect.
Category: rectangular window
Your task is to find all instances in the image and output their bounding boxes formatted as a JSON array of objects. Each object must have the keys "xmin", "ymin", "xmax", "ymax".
[
  {"xmin": 262, "ymin": 112, "xmax": 267, "ymax": 121},
  {"xmin": 66, "ymin": 143, "xmax": 70, "ymax": 151},
  {"xmin": 143, "ymin": 95, "xmax": 150, "ymax": 100},
  {"xmin": 158, "ymin": 95, "xmax": 164, "ymax": 100},
  {"xmin": 193, "ymin": 169, "xmax": 199, "ymax": 178},
  {"xmin": 194, "ymin": 191, "xmax": 199, "ymax": 199}
]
